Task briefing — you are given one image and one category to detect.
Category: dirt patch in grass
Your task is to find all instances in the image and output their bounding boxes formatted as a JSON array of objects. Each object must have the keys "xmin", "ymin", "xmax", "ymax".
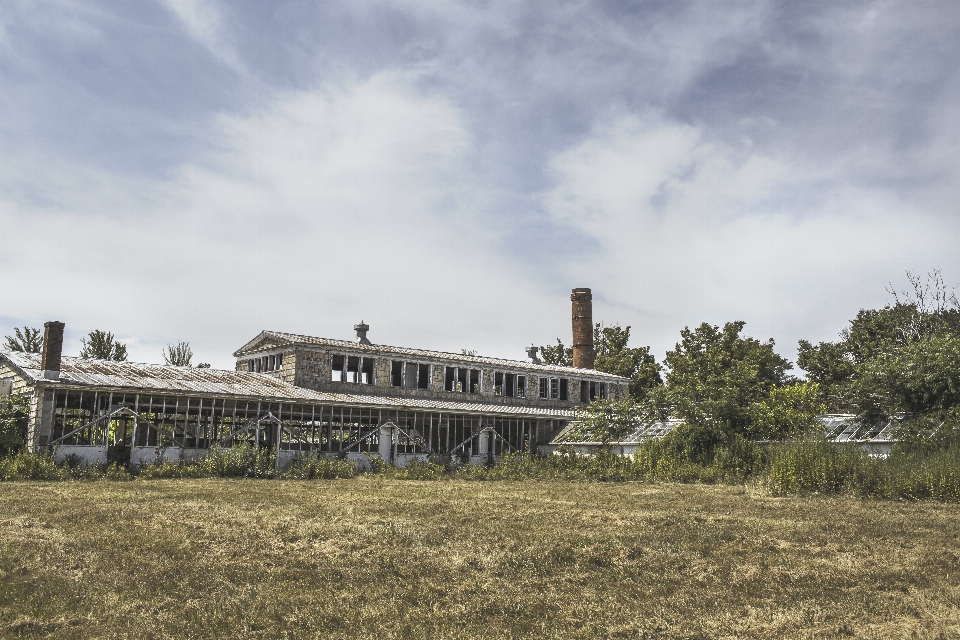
[{"xmin": 0, "ymin": 479, "xmax": 958, "ymax": 639}]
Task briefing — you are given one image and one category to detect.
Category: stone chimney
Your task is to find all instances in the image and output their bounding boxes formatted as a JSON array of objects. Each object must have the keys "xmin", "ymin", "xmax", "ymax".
[
  {"xmin": 40, "ymin": 321, "xmax": 65, "ymax": 380},
  {"xmin": 354, "ymin": 321, "xmax": 371, "ymax": 345},
  {"xmin": 525, "ymin": 345, "xmax": 540, "ymax": 364},
  {"xmin": 571, "ymin": 288, "xmax": 595, "ymax": 369}
]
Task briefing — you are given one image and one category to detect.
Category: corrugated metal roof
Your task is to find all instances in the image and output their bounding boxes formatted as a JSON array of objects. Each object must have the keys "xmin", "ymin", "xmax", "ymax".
[
  {"xmin": 233, "ymin": 330, "xmax": 628, "ymax": 381},
  {"xmin": 552, "ymin": 414, "xmax": 898, "ymax": 445},
  {"xmin": 1, "ymin": 351, "xmax": 574, "ymax": 418}
]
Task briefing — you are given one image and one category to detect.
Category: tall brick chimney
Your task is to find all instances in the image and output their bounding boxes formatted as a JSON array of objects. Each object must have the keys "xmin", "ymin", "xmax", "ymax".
[
  {"xmin": 40, "ymin": 321, "xmax": 65, "ymax": 380},
  {"xmin": 571, "ymin": 288, "xmax": 595, "ymax": 369}
]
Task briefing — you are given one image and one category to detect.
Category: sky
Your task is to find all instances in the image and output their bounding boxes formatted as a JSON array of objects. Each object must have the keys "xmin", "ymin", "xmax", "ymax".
[{"xmin": 1, "ymin": 0, "xmax": 958, "ymax": 370}]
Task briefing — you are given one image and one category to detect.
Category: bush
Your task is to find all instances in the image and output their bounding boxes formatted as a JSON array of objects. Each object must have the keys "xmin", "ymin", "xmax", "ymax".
[
  {"xmin": 285, "ymin": 454, "xmax": 360, "ymax": 480},
  {"xmin": 769, "ymin": 439, "xmax": 877, "ymax": 496}
]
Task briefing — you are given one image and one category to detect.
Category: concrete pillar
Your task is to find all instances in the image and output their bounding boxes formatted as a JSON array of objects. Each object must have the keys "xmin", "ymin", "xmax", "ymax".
[
  {"xmin": 379, "ymin": 423, "xmax": 394, "ymax": 464},
  {"xmin": 477, "ymin": 427, "xmax": 494, "ymax": 463}
]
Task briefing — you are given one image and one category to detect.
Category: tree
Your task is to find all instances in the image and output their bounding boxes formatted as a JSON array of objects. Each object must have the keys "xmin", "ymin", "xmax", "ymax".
[
  {"xmin": 571, "ymin": 397, "xmax": 640, "ymax": 445},
  {"xmin": 797, "ymin": 269, "xmax": 960, "ymax": 418},
  {"xmin": 539, "ymin": 339, "xmax": 572, "ymax": 367},
  {"xmin": 79, "ymin": 330, "xmax": 128, "ymax": 361},
  {"xmin": 658, "ymin": 321, "xmax": 793, "ymax": 443},
  {"xmin": 749, "ymin": 382, "xmax": 826, "ymax": 441},
  {"xmin": 163, "ymin": 342, "xmax": 193, "ymax": 367},
  {"xmin": 593, "ymin": 324, "xmax": 663, "ymax": 400},
  {"xmin": 540, "ymin": 324, "xmax": 663, "ymax": 400},
  {"xmin": 4, "ymin": 326, "xmax": 43, "ymax": 353}
]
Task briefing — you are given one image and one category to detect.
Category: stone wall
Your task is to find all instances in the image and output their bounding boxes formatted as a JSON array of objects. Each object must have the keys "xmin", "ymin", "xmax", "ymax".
[{"xmin": 253, "ymin": 345, "xmax": 626, "ymax": 411}]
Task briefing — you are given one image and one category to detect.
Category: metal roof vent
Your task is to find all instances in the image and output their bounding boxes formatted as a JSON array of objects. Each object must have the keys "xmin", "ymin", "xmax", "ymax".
[
  {"xmin": 525, "ymin": 345, "xmax": 540, "ymax": 364},
  {"xmin": 354, "ymin": 321, "xmax": 371, "ymax": 345}
]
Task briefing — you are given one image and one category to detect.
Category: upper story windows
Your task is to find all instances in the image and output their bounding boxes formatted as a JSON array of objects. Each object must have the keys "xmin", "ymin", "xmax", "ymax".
[
  {"xmin": 445, "ymin": 366, "xmax": 481, "ymax": 393},
  {"xmin": 391, "ymin": 361, "xmax": 430, "ymax": 389},
  {"xmin": 493, "ymin": 372, "xmax": 527, "ymax": 398},
  {"xmin": 580, "ymin": 381, "xmax": 608, "ymax": 401},
  {"xmin": 332, "ymin": 355, "xmax": 374, "ymax": 384},
  {"xmin": 248, "ymin": 353, "xmax": 283, "ymax": 373},
  {"xmin": 539, "ymin": 377, "xmax": 569, "ymax": 401}
]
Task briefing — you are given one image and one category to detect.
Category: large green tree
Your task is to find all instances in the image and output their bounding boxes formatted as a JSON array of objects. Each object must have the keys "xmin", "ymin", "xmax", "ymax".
[
  {"xmin": 79, "ymin": 330, "xmax": 128, "ymax": 361},
  {"xmin": 655, "ymin": 321, "xmax": 794, "ymax": 446},
  {"xmin": 797, "ymin": 270, "xmax": 960, "ymax": 426}
]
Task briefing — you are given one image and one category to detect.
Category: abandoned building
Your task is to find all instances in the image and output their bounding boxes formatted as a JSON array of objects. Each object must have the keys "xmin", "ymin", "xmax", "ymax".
[{"xmin": 0, "ymin": 288, "xmax": 631, "ymax": 467}]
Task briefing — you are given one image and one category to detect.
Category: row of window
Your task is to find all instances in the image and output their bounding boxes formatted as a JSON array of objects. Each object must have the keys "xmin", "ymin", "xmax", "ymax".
[
  {"xmin": 246, "ymin": 354, "xmax": 283, "ymax": 373},
  {"xmin": 328, "ymin": 355, "xmax": 610, "ymax": 401}
]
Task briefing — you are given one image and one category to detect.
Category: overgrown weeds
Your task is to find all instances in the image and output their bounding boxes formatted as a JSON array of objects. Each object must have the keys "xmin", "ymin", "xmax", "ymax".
[{"xmin": 2, "ymin": 439, "xmax": 959, "ymax": 502}]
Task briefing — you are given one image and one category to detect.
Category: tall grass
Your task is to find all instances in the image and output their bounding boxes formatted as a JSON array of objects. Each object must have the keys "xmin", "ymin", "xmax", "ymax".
[
  {"xmin": 769, "ymin": 439, "xmax": 960, "ymax": 500},
  {"xmin": 2, "ymin": 439, "xmax": 960, "ymax": 502}
]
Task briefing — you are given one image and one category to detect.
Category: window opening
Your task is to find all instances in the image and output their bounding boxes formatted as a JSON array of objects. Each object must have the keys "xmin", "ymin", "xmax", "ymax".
[{"xmin": 332, "ymin": 355, "xmax": 345, "ymax": 382}]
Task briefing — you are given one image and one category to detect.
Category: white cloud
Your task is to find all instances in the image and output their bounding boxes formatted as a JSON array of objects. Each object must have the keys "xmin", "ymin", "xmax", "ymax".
[
  {"xmin": 541, "ymin": 114, "xmax": 960, "ymax": 363},
  {"xmin": 0, "ymin": 72, "xmax": 568, "ymax": 366},
  {"xmin": 158, "ymin": 0, "xmax": 243, "ymax": 72}
]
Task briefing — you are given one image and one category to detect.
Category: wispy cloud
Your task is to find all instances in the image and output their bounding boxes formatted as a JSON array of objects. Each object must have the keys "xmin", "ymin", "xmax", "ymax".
[{"xmin": 2, "ymin": 1, "xmax": 959, "ymax": 368}]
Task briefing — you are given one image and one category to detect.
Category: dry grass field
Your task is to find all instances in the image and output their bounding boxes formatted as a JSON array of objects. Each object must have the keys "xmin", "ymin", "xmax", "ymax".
[{"xmin": 0, "ymin": 479, "xmax": 958, "ymax": 639}]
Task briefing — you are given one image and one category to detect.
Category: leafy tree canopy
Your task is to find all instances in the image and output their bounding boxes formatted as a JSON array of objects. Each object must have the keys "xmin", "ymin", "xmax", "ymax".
[
  {"xmin": 4, "ymin": 327, "xmax": 42, "ymax": 353},
  {"xmin": 797, "ymin": 269, "xmax": 960, "ymax": 429},
  {"xmin": 79, "ymin": 330, "xmax": 128, "ymax": 361},
  {"xmin": 571, "ymin": 397, "xmax": 640, "ymax": 444},
  {"xmin": 655, "ymin": 320, "xmax": 794, "ymax": 442},
  {"xmin": 539, "ymin": 339, "xmax": 572, "ymax": 367}
]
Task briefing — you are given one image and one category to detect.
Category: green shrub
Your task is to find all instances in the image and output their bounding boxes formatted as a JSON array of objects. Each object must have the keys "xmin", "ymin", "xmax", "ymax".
[
  {"xmin": 0, "ymin": 450, "xmax": 64, "ymax": 480},
  {"xmin": 390, "ymin": 459, "xmax": 447, "ymax": 480},
  {"xmin": 285, "ymin": 454, "xmax": 360, "ymax": 479}
]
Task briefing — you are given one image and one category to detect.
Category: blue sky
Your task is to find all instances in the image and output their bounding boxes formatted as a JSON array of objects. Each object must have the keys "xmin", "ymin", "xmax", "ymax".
[{"xmin": 1, "ymin": 1, "xmax": 958, "ymax": 369}]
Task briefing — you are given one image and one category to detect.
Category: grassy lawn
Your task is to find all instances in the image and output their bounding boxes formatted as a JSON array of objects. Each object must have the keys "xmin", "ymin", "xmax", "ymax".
[{"xmin": 0, "ymin": 479, "xmax": 958, "ymax": 639}]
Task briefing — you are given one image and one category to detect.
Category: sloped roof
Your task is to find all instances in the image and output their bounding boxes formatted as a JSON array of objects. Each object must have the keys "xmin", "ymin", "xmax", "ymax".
[
  {"xmin": 233, "ymin": 330, "xmax": 628, "ymax": 381},
  {"xmin": 551, "ymin": 414, "xmax": 897, "ymax": 445},
  {"xmin": 0, "ymin": 351, "xmax": 573, "ymax": 418}
]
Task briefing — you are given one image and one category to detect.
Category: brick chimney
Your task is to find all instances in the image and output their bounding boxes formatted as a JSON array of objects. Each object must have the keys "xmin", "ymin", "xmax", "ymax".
[
  {"xmin": 40, "ymin": 321, "xmax": 65, "ymax": 380},
  {"xmin": 571, "ymin": 289, "xmax": 594, "ymax": 369}
]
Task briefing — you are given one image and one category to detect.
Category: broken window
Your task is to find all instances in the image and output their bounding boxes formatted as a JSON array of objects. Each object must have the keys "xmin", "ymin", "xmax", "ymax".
[
  {"xmin": 417, "ymin": 363, "xmax": 430, "ymax": 389},
  {"xmin": 445, "ymin": 367, "xmax": 480, "ymax": 393},
  {"xmin": 589, "ymin": 381, "xmax": 607, "ymax": 400},
  {"xmin": 470, "ymin": 369, "xmax": 480, "ymax": 393},
  {"xmin": 334, "ymin": 355, "xmax": 375, "ymax": 384},
  {"xmin": 390, "ymin": 361, "xmax": 430, "ymax": 389},
  {"xmin": 360, "ymin": 358, "xmax": 374, "ymax": 384},
  {"xmin": 580, "ymin": 380, "xmax": 589, "ymax": 402},
  {"xmin": 516, "ymin": 375, "xmax": 526, "ymax": 398},
  {"xmin": 539, "ymin": 377, "xmax": 570, "ymax": 400},
  {"xmin": 347, "ymin": 356, "xmax": 360, "ymax": 383},
  {"xmin": 247, "ymin": 360, "xmax": 254, "ymax": 372},
  {"xmin": 494, "ymin": 372, "xmax": 518, "ymax": 397}
]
